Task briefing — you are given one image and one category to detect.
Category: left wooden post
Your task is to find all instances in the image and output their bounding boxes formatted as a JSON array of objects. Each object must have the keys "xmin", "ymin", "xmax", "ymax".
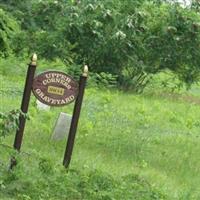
[{"xmin": 10, "ymin": 54, "xmax": 37, "ymax": 169}]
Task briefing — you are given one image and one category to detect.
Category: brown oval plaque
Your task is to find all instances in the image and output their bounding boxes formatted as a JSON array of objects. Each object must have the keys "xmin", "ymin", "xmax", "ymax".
[{"xmin": 32, "ymin": 71, "xmax": 79, "ymax": 106}]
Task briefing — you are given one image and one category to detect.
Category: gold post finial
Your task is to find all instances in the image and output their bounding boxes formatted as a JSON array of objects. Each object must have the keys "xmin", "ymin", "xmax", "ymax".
[
  {"xmin": 82, "ymin": 65, "xmax": 88, "ymax": 77},
  {"xmin": 31, "ymin": 53, "xmax": 37, "ymax": 66}
]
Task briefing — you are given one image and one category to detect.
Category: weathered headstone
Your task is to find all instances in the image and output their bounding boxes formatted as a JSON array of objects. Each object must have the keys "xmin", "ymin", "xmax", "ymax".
[
  {"xmin": 36, "ymin": 99, "xmax": 50, "ymax": 111},
  {"xmin": 51, "ymin": 112, "xmax": 72, "ymax": 140}
]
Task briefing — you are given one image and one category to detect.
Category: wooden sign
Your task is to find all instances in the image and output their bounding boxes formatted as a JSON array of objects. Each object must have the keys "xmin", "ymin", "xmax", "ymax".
[
  {"xmin": 32, "ymin": 71, "xmax": 79, "ymax": 106},
  {"xmin": 11, "ymin": 53, "xmax": 88, "ymax": 170}
]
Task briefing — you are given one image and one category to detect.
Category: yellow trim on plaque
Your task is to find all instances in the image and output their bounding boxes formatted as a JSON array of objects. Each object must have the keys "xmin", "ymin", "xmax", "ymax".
[{"xmin": 47, "ymin": 86, "xmax": 64, "ymax": 96}]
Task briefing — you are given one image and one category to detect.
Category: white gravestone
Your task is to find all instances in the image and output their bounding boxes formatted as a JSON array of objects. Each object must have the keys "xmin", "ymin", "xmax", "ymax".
[
  {"xmin": 36, "ymin": 100, "xmax": 50, "ymax": 111},
  {"xmin": 51, "ymin": 112, "xmax": 72, "ymax": 140}
]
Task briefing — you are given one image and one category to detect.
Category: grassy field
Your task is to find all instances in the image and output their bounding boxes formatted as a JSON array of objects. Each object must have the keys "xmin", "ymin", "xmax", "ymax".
[{"xmin": 1, "ymin": 58, "xmax": 200, "ymax": 199}]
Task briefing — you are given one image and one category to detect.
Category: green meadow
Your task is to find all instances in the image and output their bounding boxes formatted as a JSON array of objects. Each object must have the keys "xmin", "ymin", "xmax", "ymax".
[
  {"xmin": 1, "ymin": 58, "xmax": 200, "ymax": 200},
  {"xmin": 1, "ymin": 0, "xmax": 200, "ymax": 199}
]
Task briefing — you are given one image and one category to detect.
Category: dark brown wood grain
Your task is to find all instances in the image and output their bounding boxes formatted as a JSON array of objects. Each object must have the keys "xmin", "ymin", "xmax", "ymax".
[{"xmin": 63, "ymin": 74, "xmax": 87, "ymax": 168}]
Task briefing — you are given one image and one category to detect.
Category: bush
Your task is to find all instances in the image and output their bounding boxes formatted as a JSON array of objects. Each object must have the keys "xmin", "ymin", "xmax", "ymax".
[
  {"xmin": 95, "ymin": 72, "xmax": 118, "ymax": 88},
  {"xmin": 0, "ymin": 109, "xmax": 22, "ymax": 138},
  {"xmin": 0, "ymin": 8, "xmax": 20, "ymax": 57},
  {"xmin": 1, "ymin": 0, "xmax": 200, "ymax": 91},
  {"xmin": 142, "ymin": 2, "xmax": 200, "ymax": 88},
  {"xmin": 0, "ymin": 166, "xmax": 168, "ymax": 199}
]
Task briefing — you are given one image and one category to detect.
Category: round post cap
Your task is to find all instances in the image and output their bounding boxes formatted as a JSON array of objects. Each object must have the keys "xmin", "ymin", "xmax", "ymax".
[
  {"xmin": 83, "ymin": 65, "xmax": 88, "ymax": 77},
  {"xmin": 31, "ymin": 53, "xmax": 37, "ymax": 66}
]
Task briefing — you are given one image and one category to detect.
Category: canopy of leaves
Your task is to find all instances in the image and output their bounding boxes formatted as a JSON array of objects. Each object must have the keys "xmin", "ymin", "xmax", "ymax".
[
  {"xmin": 0, "ymin": 8, "xmax": 20, "ymax": 57},
  {"xmin": 1, "ymin": 0, "xmax": 200, "ymax": 90}
]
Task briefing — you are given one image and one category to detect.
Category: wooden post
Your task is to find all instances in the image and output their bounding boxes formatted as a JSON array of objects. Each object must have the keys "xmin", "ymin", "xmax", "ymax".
[
  {"xmin": 63, "ymin": 65, "xmax": 88, "ymax": 168},
  {"xmin": 10, "ymin": 54, "xmax": 37, "ymax": 169}
]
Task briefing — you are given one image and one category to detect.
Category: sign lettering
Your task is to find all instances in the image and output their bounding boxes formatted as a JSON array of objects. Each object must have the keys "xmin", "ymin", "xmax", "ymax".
[
  {"xmin": 32, "ymin": 71, "xmax": 79, "ymax": 106},
  {"xmin": 48, "ymin": 86, "xmax": 64, "ymax": 96}
]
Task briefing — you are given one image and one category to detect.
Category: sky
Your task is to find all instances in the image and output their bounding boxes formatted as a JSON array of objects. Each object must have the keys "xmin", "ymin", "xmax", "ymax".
[{"xmin": 177, "ymin": 0, "xmax": 191, "ymax": 6}]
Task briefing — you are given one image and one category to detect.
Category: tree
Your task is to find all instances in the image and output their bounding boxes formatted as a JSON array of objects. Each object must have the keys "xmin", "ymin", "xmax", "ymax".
[{"xmin": 0, "ymin": 8, "xmax": 20, "ymax": 57}]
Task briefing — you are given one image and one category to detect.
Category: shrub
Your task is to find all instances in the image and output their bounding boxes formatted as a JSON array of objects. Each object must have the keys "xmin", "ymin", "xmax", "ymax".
[
  {"xmin": 0, "ymin": 110, "xmax": 26, "ymax": 138},
  {"xmin": 1, "ymin": 0, "xmax": 200, "ymax": 91},
  {"xmin": 0, "ymin": 8, "xmax": 20, "ymax": 57}
]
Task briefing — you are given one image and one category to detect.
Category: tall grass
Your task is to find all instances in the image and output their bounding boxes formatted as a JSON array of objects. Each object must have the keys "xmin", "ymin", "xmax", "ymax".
[{"xmin": 1, "ymin": 58, "xmax": 200, "ymax": 199}]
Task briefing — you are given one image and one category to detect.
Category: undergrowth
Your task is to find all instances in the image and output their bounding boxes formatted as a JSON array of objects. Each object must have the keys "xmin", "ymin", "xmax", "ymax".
[
  {"xmin": 0, "ymin": 160, "xmax": 167, "ymax": 200},
  {"xmin": 1, "ymin": 57, "xmax": 200, "ymax": 199}
]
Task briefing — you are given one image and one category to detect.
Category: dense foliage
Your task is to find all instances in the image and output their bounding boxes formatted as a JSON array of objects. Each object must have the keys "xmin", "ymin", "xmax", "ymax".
[
  {"xmin": 0, "ymin": 110, "xmax": 26, "ymax": 138},
  {"xmin": 0, "ymin": 0, "xmax": 200, "ymax": 90},
  {"xmin": 0, "ymin": 166, "xmax": 167, "ymax": 199},
  {"xmin": 0, "ymin": 8, "xmax": 20, "ymax": 57}
]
